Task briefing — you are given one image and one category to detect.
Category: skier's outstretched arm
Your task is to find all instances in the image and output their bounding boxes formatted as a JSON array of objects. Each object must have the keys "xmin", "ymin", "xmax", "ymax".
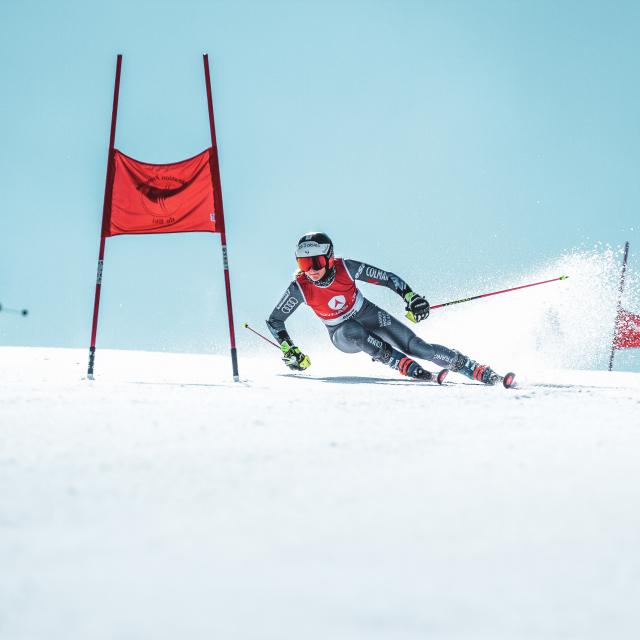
[
  {"xmin": 343, "ymin": 259, "xmax": 430, "ymax": 322},
  {"xmin": 266, "ymin": 282, "xmax": 311, "ymax": 370}
]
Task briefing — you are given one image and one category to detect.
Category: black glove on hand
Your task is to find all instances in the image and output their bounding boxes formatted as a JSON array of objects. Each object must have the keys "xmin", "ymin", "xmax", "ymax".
[{"xmin": 404, "ymin": 292, "xmax": 430, "ymax": 323}]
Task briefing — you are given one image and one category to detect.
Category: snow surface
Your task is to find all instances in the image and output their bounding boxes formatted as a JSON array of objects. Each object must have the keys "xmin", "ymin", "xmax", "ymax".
[{"xmin": 2, "ymin": 346, "xmax": 640, "ymax": 639}]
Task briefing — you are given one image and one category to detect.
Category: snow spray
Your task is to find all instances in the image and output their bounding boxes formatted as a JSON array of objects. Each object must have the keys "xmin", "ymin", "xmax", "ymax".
[{"xmin": 424, "ymin": 246, "xmax": 640, "ymax": 372}]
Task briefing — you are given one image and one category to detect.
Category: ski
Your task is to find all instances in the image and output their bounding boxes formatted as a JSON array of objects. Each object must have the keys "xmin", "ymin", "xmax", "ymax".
[
  {"xmin": 502, "ymin": 372, "xmax": 516, "ymax": 388},
  {"xmin": 410, "ymin": 367, "xmax": 449, "ymax": 384},
  {"xmin": 488, "ymin": 371, "xmax": 516, "ymax": 388}
]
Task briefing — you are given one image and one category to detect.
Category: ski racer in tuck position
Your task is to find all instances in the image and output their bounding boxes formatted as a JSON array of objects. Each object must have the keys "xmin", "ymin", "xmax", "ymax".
[{"xmin": 266, "ymin": 232, "xmax": 515, "ymax": 386}]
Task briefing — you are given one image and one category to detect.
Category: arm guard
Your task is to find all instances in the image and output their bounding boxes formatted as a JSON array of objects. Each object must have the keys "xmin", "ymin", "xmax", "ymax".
[
  {"xmin": 266, "ymin": 281, "xmax": 304, "ymax": 345},
  {"xmin": 343, "ymin": 259, "xmax": 412, "ymax": 298}
]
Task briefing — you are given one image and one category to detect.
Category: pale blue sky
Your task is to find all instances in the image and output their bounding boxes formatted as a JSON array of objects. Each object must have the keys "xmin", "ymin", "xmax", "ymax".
[{"xmin": 1, "ymin": 0, "xmax": 638, "ymax": 365}]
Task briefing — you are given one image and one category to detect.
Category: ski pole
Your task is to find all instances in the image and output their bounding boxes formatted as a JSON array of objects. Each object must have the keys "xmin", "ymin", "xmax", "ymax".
[
  {"xmin": 407, "ymin": 275, "xmax": 568, "ymax": 321},
  {"xmin": 243, "ymin": 322, "xmax": 280, "ymax": 349},
  {"xmin": 0, "ymin": 303, "xmax": 29, "ymax": 316},
  {"xmin": 432, "ymin": 275, "xmax": 568, "ymax": 310}
]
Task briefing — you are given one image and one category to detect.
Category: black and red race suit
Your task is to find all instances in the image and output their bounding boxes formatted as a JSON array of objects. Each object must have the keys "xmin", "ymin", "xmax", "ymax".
[{"xmin": 266, "ymin": 258, "xmax": 461, "ymax": 369}]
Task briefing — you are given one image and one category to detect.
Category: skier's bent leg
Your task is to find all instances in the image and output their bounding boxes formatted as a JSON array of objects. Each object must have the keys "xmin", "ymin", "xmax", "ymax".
[
  {"xmin": 330, "ymin": 320, "xmax": 395, "ymax": 359},
  {"xmin": 405, "ymin": 336, "xmax": 461, "ymax": 369},
  {"xmin": 329, "ymin": 321, "xmax": 429, "ymax": 379},
  {"xmin": 407, "ymin": 336, "xmax": 501, "ymax": 385},
  {"xmin": 369, "ymin": 309, "xmax": 459, "ymax": 368},
  {"xmin": 330, "ymin": 320, "xmax": 374, "ymax": 355},
  {"xmin": 361, "ymin": 304, "xmax": 501, "ymax": 384}
]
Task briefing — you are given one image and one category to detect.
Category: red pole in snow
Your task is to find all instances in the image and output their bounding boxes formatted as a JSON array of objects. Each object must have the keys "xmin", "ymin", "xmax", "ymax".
[
  {"xmin": 203, "ymin": 54, "xmax": 239, "ymax": 382},
  {"xmin": 609, "ymin": 241, "xmax": 630, "ymax": 372},
  {"xmin": 87, "ymin": 54, "xmax": 122, "ymax": 379}
]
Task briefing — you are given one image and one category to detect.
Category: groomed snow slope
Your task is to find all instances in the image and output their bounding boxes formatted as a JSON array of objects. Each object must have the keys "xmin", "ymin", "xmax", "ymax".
[{"xmin": 1, "ymin": 346, "xmax": 640, "ymax": 639}]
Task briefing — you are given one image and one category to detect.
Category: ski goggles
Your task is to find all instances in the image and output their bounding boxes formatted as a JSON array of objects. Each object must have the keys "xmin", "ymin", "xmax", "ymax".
[{"xmin": 296, "ymin": 255, "xmax": 333, "ymax": 272}]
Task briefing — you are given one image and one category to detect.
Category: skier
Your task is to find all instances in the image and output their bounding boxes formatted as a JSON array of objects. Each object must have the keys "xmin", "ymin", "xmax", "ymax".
[{"xmin": 266, "ymin": 232, "xmax": 514, "ymax": 386}]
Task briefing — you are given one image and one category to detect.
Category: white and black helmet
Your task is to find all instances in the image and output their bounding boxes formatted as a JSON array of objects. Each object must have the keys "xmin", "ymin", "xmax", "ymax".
[{"xmin": 295, "ymin": 232, "xmax": 335, "ymax": 271}]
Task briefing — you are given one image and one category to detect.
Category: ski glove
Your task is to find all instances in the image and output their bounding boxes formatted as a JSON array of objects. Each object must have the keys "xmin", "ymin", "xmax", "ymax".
[
  {"xmin": 404, "ymin": 292, "xmax": 430, "ymax": 323},
  {"xmin": 280, "ymin": 341, "xmax": 311, "ymax": 371}
]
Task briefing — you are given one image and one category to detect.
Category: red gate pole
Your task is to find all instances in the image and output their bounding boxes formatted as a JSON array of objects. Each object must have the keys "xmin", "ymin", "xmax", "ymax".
[
  {"xmin": 203, "ymin": 54, "xmax": 239, "ymax": 381},
  {"xmin": 609, "ymin": 241, "xmax": 630, "ymax": 372},
  {"xmin": 88, "ymin": 54, "xmax": 122, "ymax": 379}
]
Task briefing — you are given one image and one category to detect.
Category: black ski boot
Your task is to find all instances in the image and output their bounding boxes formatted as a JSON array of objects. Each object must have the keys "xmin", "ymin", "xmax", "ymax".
[
  {"xmin": 398, "ymin": 356, "xmax": 449, "ymax": 384},
  {"xmin": 451, "ymin": 353, "xmax": 511, "ymax": 386},
  {"xmin": 374, "ymin": 344, "xmax": 448, "ymax": 384},
  {"xmin": 399, "ymin": 356, "xmax": 432, "ymax": 380}
]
